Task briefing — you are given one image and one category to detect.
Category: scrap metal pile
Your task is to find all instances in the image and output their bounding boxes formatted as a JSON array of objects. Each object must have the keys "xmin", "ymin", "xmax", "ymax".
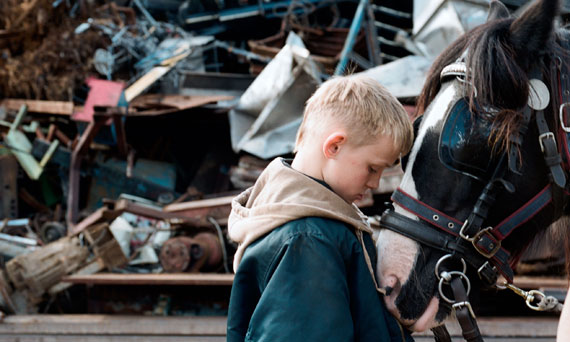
[
  {"xmin": 0, "ymin": 0, "xmax": 567, "ymax": 317},
  {"xmin": 0, "ymin": 0, "xmax": 110, "ymax": 100}
]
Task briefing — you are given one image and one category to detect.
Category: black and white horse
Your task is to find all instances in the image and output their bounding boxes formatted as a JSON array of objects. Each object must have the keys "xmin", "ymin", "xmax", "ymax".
[{"xmin": 375, "ymin": 0, "xmax": 570, "ymax": 335}]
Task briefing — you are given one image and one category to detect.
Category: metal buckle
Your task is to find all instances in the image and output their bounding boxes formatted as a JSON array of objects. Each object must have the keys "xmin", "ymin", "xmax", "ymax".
[
  {"xmin": 459, "ymin": 219, "xmax": 474, "ymax": 241},
  {"xmin": 560, "ymin": 103, "xmax": 570, "ymax": 132},
  {"xmin": 477, "ymin": 261, "xmax": 498, "ymax": 285},
  {"xmin": 452, "ymin": 301, "xmax": 477, "ymax": 319},
  {"xmin": 538, "ymin": 132, "xmax": 555, "ymax": 153},
  {"xmin": 472, "ymin": 227, "xmax": 501, "ymax": 258}
]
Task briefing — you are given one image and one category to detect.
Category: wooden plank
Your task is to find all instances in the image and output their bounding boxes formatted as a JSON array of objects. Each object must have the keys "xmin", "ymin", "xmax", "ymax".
[
  {"xmin": 0, "ymin": 336, "xmax": 552, "ymax": 342},
  {"xmin": 414, "ymin": 338, "xmax": 554, "ymax": 342},
  {"xmin": 61, "ymin": 273, "xmax": 234, "ymax": 286},
  {"xmin": 0, "ymin": 315, "xmax": 558, "ymax": 339},
  {"xmin": 162, "ymin": 196, "xmax": 234, "ymax": 221},
  {"xmin": 0, "ymin": 315, "xmax": 227, "ymax": 335},
  {"xmin": 414, "ymin": 317, "xmax": 558, "ymax": 338},
  {"xmin": 0, "ymin": 99, "xmax": 73, "ymax": 115},
  {"xmin": 0, "ymin": 336, "xmax": 226, "ymax": 342},
  {"xmin": 130, "ymin": 94, "xmax": 234, "ymax": 110},
  {"xmin": 512, "ymin": 276, "xmax": 569, "ymax": 290},
  {"xmin": 163, "ymin": 196, "xmax": 234, "ymax": 212},
  {"xmin": 124, "ymin": 66, "xmax": 172, "ymax": 103},
  {"xmin": 49, "ymin": 259, "xmax": 106, "ymax": 295},
  {"xmin": 124, "ymin": 51, "xmax": 191, "ymax": 103}
]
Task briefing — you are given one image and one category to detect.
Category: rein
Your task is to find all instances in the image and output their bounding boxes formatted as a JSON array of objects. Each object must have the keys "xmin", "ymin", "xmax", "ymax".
[{"xmin": 380, "ymin": 45, "xmax": 570, "ymax": 341}]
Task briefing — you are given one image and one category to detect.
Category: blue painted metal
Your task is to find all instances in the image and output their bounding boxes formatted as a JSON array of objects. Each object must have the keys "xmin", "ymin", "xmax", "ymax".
[
  {"xmin": 334, "ymin": 0, "xmax": 368, "ymax": 75},
  {"xmin": 182, "ymin": 0, "xmax": 345, "ymax": 25}
]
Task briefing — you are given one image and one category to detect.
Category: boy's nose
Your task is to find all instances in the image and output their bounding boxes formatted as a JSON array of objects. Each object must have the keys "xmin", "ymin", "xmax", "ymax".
[{"xmin": 367, "ymin": 173, "xmax": 382, "ymax": 189}]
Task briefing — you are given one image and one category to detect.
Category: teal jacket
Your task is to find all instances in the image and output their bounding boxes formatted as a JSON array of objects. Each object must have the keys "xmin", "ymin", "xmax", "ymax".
[
  {"xmin": 227, "ymin": 217, "xmax": 413, "ymax": 342},
  {"xmin": 227, "ymin": 158, "xmax": 413, "ymax": 342}
]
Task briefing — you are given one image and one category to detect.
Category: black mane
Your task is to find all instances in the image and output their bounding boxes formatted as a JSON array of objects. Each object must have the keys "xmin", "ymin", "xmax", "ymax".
[{"xmin": 416, "ymin": 11, "xmax": 569, "ymax": 153}]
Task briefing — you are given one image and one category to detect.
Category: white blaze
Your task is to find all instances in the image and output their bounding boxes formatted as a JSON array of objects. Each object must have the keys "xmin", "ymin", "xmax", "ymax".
[
  {"xmin": 398, "ymin": 82, "xmax": 459, "ymax": 203},
  {"xmin": 376, "ymin": 81, "xmax": 460, "ymax": 331}
]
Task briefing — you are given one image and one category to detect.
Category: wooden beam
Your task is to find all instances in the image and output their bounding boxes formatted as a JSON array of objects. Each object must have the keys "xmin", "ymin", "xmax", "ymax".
[
  {"xmin": 512, "ymin": 276, "xmax": 569, "ymax": 290},
  {"xmin": 0, "ymin": 99, "xmax": 74, "ymax": 116},
  {"xmin": 0, "ymin": 315, "xmax": 227, "ymax": 335},
  {"xmin": 0, "ymin": 315, "xmax": 558, "ymax": 339},
  {"xmin": 163, "ymin": 196, "xmax": 234, "ymax": 212},
  {"xmin": 162, "ymin": 196, "xmax": 234, "ymax": 222},
  {"xmin": 61, "ymin": 273, "xmax": 234, "ymax": 286},
  {"xmin": 124, "ymin": 51, "xmax": 191, "ymax": 103},
  {"xmin": 0, "ymin": 336, "xmax": 226, "ymax": 342},
  {"xmin": 414, "ymin": 317, "xmax": 558, "ymax": 338}
]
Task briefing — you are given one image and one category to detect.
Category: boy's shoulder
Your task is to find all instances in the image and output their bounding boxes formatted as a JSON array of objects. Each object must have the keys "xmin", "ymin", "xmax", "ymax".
[
  {"xmin": 246, "ymin": 216, "xmax": 359, "ymax": 257},
  {"xmin": 276, "ymin": 216, "xmax": 357, "ymax": 240},
  {"xmin": 242, "ymin": 216, "xmax": 363, "ymax": 272}
]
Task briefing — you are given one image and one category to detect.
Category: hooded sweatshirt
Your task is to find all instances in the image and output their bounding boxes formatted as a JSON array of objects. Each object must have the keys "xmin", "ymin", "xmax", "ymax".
[
  {"xmin": 229, "ymin": 157, "xmax": 375, "ymax": 274},
  {"xmin": 226, "ymin": 157, "xmax": 412, "ymax": 342}
]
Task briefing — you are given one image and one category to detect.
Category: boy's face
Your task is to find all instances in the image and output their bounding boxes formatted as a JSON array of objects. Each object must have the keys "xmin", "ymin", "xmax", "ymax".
[{"xmin": 323, "ymin": 134, "xmax": 400, "ymax": 203}]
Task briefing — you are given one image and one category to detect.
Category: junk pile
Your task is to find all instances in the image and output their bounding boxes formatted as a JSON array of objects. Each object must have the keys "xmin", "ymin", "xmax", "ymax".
[{"xmin": 1, "ymin": 0, "xmax": 567, "ymax": 316}]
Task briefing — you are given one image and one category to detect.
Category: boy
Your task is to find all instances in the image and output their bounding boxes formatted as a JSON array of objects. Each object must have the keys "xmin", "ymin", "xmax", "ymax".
[{"xmin": 226, "ymin": 74, "xmax": 414, "ymax": 342}]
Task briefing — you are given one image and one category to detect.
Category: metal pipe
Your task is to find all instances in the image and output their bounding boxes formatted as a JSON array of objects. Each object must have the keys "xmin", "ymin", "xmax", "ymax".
[
  {"xmin": 334, "ymin": 0, "xmax": 368, "ymax": 75},
  {"xmin": 214, "ymin": 41, "xmax": 272, "ymax": 63},
  {"xmin": 133, "ymin": 0, "xmax": 159, "ymax": 28},
  {"xmin": 0, "ymin": 233, "xmax": 38, "ymax": 247}
]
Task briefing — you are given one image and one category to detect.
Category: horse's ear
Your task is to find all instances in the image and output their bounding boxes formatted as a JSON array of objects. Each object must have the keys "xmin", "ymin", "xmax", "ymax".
[
  {"xmin": 487, "ymin": 1, "xmax": 510, "ymax": 21},
  {"xmin": 509, "ymin": 0, "xmax": 560, "ymax": 60}
]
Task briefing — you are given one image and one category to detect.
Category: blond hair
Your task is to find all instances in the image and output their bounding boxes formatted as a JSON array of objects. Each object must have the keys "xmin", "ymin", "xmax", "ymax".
[{"xmin": 295, "ymin": 74, "xmax": 413, "ymax": 154}]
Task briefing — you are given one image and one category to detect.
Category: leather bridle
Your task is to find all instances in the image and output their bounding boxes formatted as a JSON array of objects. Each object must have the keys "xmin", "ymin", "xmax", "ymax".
[{"xmin": 379, "ymin": 47, "xmax": 570, "ymax": 342}]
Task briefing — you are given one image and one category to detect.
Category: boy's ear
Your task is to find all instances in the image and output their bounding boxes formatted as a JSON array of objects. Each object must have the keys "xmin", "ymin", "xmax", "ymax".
[{"xmin": 323, "ymin": 132, "xmax": 347, "ymax": 159}]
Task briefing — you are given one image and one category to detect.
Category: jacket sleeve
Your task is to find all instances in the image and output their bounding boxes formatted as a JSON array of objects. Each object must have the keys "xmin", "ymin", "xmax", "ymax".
[{"xmin": 245, "ymin": 230, "xmax": 355, "ymax": 342}]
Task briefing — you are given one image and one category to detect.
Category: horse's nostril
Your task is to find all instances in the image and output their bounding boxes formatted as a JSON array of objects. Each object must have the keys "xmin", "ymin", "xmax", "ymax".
[{"xmin": 382, "ymin": 274, "xmax": 401, "ymax": 295}]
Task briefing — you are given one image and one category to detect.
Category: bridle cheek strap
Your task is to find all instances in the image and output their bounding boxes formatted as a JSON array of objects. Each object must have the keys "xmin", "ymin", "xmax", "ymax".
[
  {"xmin": 451, "ymin": 277, "xmax": 484, "ymax": 342},
  {"xmin": 389, "ymin": 185, "xmax": 555, "ymax": 283}
]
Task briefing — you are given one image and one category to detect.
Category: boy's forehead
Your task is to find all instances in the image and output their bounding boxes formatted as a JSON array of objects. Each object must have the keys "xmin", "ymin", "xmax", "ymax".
[{"xmin": 361, "ymin": 136, "xmax": 400, "ymax": 162}]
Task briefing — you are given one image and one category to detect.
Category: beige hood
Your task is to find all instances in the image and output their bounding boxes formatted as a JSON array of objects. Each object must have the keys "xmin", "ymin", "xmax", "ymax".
[{"xmin": 229, "ymin": 157, "xmax": 373, "ymax": 272}]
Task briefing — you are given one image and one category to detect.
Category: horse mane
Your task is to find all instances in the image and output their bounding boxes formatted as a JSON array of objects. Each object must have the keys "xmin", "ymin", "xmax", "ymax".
[{"xmin": 416, "ymin": 19, "xmax": 569, "ymax": 152}]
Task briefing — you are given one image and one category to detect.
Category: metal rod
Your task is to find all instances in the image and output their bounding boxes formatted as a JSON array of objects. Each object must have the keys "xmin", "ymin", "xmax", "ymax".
[
  {"xmin": 133, "ymin": 0, "xmax": 159, "ymax": 28},
  {"xmin": 374, "ymin": 20, "xmax": 405, "ymax": 33},
  {"xmin": 335, "ymin": 0, "xmax": 368, "ymax": 75},
  {"xmin": 214, "ymin": 41, "xmax": 272, "ymax": 63},
  {"xmin": 0, "ymin": 232, "xmax": 38, "ymax": 247},
  {"xmin": 370, "ymin": 4, "xmax": 411, "ymax": 19}
]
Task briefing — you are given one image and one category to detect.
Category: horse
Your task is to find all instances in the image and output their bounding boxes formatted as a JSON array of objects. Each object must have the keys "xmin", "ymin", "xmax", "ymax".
[{"xmin": 374, "ymin": 0, "xmax": 570, "ymax": 339}]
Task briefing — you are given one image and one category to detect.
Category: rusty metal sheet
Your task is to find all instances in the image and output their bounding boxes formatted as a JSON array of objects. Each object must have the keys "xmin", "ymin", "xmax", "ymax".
[{"xmin": 162, "ymin": 196, "xmax": 233, "ymax": 222}]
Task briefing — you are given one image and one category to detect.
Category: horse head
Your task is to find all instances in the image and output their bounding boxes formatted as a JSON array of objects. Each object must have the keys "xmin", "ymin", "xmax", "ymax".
[{"xmin": 376, "ymin": 0, "xmax": 569, "ymax": 332}]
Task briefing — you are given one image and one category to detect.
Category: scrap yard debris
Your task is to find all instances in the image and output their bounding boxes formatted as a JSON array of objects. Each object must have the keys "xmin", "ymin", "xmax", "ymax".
[
  {"xmin": 0, "ymin": 0, "xmax": 110, "ymax": 101},
  {"xmin": 0, "ymin": 0, "xmax": 567, "ymax": 317}
]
